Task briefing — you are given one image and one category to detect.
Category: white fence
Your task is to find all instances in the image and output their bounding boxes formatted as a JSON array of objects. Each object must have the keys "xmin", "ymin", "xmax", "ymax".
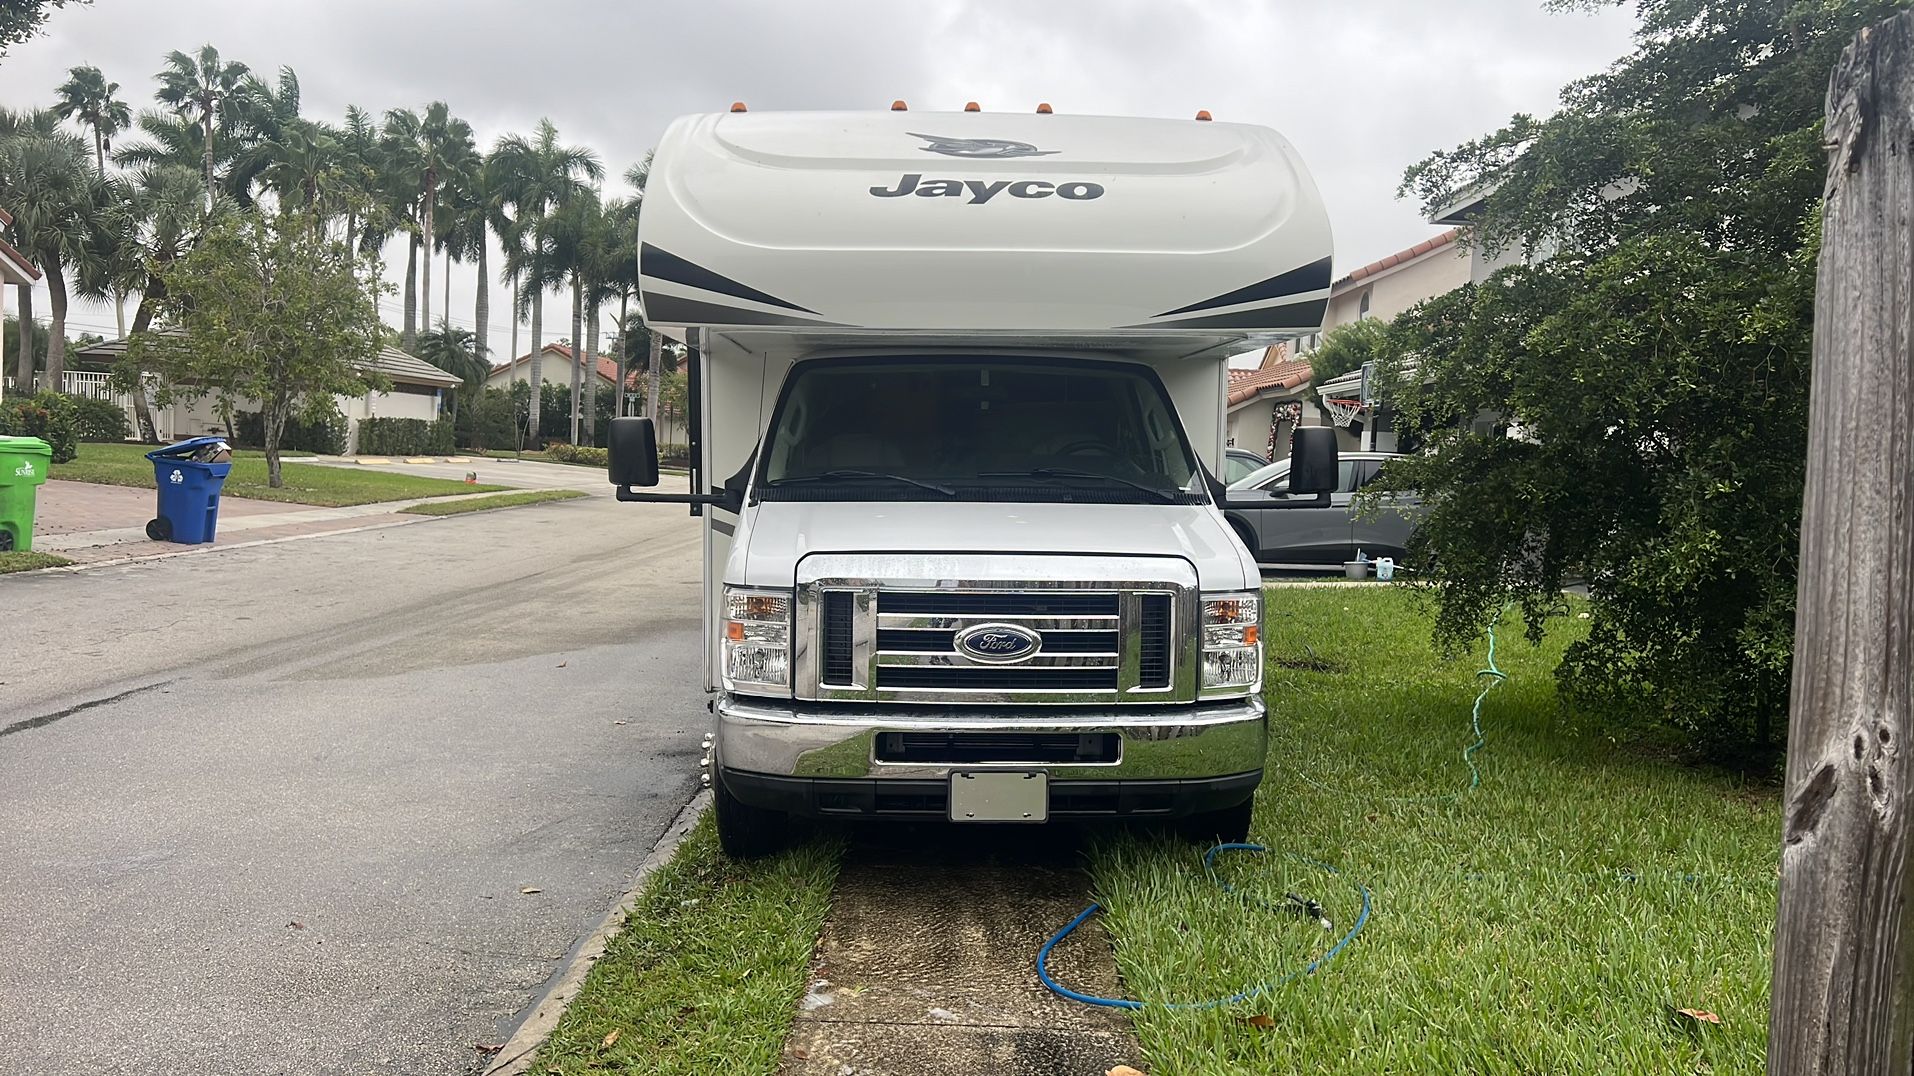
[{"xmin": 3, "ymin": 372, "xmax": 157, "ymax": 436}]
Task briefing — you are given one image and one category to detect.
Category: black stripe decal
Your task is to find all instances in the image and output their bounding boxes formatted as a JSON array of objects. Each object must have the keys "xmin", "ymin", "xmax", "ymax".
[
  {"xmin": 1120, "ymin": 297, "xmax": 1329, "ymax": 331},
  {"xmin": 1153, "ymin": 257, "xmax": 1333, "ymax": 318},
  {"xmin": 641, "ymin": 293, "xmax": 849, "ymax": 328},
  {"xmin": 710, "ymin": 517, "xmax": 735, "ymax": 537},
  {"xmin": 639, "ymin": 244, "xmax": 818, "ymax": 314}
]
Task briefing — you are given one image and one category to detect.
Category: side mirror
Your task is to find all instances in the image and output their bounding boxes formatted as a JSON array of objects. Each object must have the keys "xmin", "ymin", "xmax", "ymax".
[
  {"xmin": 609, "ymin": 416, "xmax": 660, "ymax": 488},
  {"xmin": 1220, "ymin": 426, "xmax": 1338, "ymax": 511},
  {"xmin": 1287, "ymin": 426, "xmax": 1338, "ymax": 495}
]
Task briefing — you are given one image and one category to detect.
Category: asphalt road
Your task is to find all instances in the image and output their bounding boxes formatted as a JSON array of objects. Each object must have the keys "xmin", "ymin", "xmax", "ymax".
[{"xmin": 0, "ymin": 490, "xmax": 707, "ymax": 1075}]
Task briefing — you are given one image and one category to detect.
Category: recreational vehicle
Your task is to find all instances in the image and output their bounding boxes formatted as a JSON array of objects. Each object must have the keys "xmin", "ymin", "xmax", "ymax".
[{"xmin": 609, "ymin": 106, "xmax": 1338, "ymax": 856}]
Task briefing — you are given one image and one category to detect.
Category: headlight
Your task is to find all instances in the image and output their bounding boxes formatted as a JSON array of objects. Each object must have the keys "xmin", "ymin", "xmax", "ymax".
[
  {"xmin": 1200, "ymin": 591, "xmax": 1262, "ymax": 693},
  {"xmin": 722, "ymin": 586, "xmax": 791, "ymax": 693}
]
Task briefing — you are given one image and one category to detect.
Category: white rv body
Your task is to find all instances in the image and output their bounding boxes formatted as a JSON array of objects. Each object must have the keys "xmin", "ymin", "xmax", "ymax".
[{"xmin": 627, "ymin": 109, "xmax": 1331, "ymax": 849}]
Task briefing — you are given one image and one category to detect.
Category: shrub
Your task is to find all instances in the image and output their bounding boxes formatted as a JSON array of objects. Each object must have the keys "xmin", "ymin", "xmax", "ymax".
[
  {"xmin": 67, "ymin": 394, "xmax": 131, "ymax": 442},
  {"xmin": 354, "ymin": 416, "xmax": 454, "ymax": 456},
  {"xmin": 544, "ymin": 443, "xmax": 608, "ymax": 466},
  {"xmin": 235, "ymin": 407, "xmax": 348, "ymax": 456},
  {"xmin": 0, "ymin": 391, "xmax": 79, "ymax": 463},
  {"xmin": 460, "ymin": 388, "xmax": 520, "ymax": 451}
]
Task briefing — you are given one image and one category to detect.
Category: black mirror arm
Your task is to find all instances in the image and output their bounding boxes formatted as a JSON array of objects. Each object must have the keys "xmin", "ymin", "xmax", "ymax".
[{"xmin": 615, "ymin": 487, "xmax": 740, "ymax": 510}]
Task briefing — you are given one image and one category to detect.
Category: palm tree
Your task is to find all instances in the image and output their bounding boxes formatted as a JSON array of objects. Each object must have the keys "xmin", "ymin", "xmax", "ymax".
[
  {"xmin": 335, "ymin": 104, "xmax": 380, "ymax": 253},
  {"xmin": 224, "ymin": 66, "xmax": 301, "ymax": 204},
  {"xmin": 488, "ymin": 119, "xmax": 601, "ymax": 442},
  {"xmin": 598, "ymin": 194, "xmax": 640, "ymax": 420},
  {"xmin": 543, "ymin": 188, "xmax": 606, "ymax": 443},
  {"xmin": 116, "ymin": 163, "xmax": 211, "ymax": 438},
  {"xmin": 152, "ymin": 45, "xmax": 251, "ymax": 213},
  {"xmin": 257, "ymin": 119, "xmax": 340, "ymax": 221},
  {"xmin": 0, "ymin": 107, "xmax": 108, "ymax": 389},
  {"xmin": 438, "ymin": 154, "xmax": 500, "ymax": 367},
  {"xmin": 381, "ymin": 102, "xmax": 474, "ymax": 355},
  {"xmin": 54, "ymin": 65, "xmax": 130, "ymax": 175},
  {"xmin": 53, "ymin": 64, "xmax": 132, "ymax": 336},
  {"xmin": 417, "ymin": 320, "xmax": 488, "ymax": 416}
]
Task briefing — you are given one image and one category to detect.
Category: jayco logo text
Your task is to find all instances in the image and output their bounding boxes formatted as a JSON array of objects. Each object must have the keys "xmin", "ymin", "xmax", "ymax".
[{"xmin": 870, "ymin": 173, "xmax": 1105, "ymax": 203}]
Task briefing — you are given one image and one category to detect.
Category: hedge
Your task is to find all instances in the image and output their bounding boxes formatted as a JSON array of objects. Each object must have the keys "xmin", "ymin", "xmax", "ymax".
[
  {"xmin": 235, "ymin": 409, "xmax": 349, "ymax": 456},
  {"xmin": 69, "ymin": 395, "xmax": 130, "ymax": 442},
  {"xmin": 0, "ymin": 392, "xmax": 78, "ymax": 462},
  {"xmin": 356, "ymin": 416, "xmax": 454, "ymax": 456}
]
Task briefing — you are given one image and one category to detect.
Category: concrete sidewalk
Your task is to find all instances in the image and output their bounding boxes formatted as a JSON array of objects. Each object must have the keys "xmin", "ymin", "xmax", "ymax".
[{"xmin": 28, "ymin": 479, "xmax": 565, "ymax": 566}]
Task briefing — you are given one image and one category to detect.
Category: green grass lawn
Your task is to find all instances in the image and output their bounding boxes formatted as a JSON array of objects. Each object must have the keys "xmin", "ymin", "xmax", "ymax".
[
  {"xmin": 398, "ymin": 488, "xmax": 586, "ymax": 516},
  {"xmin": 1089, "ymin": 587, "xmax": 1778, "ymax": 1074},
  {"xmin": 535, "ymin": 587, "xmax": 1779, "ymax": 1075},
  {"xmin": 534, "ymin": 820, "xmax": 841, "ymax": 1075},
  {"xmin": 51, "ymin": 443, "xmax": 508, "ymax": 507},
  {"xmin": 0, "ymin": 550, "xmax": 73, "ymax": 573}
]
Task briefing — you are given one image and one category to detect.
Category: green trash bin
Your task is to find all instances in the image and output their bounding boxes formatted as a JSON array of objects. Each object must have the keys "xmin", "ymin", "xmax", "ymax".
[{"xmin": 0, "ymin": 435, "xmax": 52, "ymax": 552}]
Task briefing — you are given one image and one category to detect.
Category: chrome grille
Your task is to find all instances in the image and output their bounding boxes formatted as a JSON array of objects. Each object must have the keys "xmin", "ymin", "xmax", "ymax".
[{"xmin": 794, "ymin": 554, "xmax": 1200, "ymax": 706}]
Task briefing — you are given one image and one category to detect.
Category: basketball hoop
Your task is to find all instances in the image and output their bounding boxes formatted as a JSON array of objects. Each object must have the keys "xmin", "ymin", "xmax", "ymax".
[{"xmin": 1324, "ymin": 397, "xmax": 1365, "ymax": 427}]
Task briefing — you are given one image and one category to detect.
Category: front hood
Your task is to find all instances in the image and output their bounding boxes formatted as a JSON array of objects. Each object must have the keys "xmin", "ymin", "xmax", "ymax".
[{"xmin": 732, "ymin": 500, "xmax": 1255, "ymax": 589}]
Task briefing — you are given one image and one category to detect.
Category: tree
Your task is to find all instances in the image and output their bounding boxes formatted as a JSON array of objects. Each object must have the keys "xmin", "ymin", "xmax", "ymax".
[
  {"xmin": 417, "ymin": 320, "xmax": 487, "ymax": 414},
  {"xmin": 153, "ymin": 45, "xmax": 251, "ymax": 213},
  {"xmin": 1306, "ymin": 318, "xmax": 1389, "ymax": 384},
  {"xmin": 0, "ymin": 1, "xmax": 91, "ymax": 59},
  {"xmin": 382, "ymin": 102, "xmax": 474, "ymax": 354},
  {"xmin": 0, "ymin": 106, "xmax": 109, "ymax": 389},
  {"xmin": 54, "ymin": 64, "xmax": 131, "ymax": 336},
  {"xmin": 1367, "ymin": 0, "xmax": 1910, "ymax": 758},
  {"xmin": 489, "ymin": 119, "xmax": 601, "ymax": 443},
  {"xmin": 125, "ymin": 208, "xmax": 386, "ymax": 487},
  {"xmin": 438, "ymin": 153, "xmax": 499, "ymax": 367},
  {"xmin": 54, "ymin": 65, "xmax": 129, "ymax": 176}
]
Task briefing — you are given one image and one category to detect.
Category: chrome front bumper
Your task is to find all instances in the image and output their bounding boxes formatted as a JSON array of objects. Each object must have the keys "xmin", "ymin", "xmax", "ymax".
[{"xmin": 714, "ymin": 693, "xmax": 1266, "ymax": 781}]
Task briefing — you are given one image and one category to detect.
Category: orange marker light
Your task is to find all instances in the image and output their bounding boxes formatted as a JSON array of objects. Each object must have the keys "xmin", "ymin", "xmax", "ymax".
[
  {"xmin": 726, "ymin": 621, "xmax": 745, "ymax": 642},
  {"xmin": 964, "ymin": 101, "xmax": 981, "ymax": 112},
  {"xmin": 1243, "ymin": 624, "xmax": 1260, "ymax": 645},
  {"xmin": 729, "ymin": 101, "xmax": 748, "ymax": 113},
  {"xmin": 1195, "ymin": 109, "xmax": 1213, "ymax": 121},
  {"xmin": 1036, "ymin": 102, "xmax": 1054, "ymax": 114},
  {"xmin": 891, "ymin": 99, "xmax": 908, "ymax": 111}
]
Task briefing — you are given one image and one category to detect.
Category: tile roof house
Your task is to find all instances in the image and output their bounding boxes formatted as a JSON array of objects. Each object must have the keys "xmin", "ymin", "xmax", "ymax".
[
  {"xmin": 486, "ymin": 343, "xmax": 631, "ymax": 391},
  {"xmin": 1224, "ymin": 343, "xmax": 1316, "ymax": 463}
]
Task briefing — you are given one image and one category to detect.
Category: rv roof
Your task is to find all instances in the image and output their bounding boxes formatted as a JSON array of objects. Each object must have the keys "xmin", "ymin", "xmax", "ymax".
[{"xmin": 637, "ymin": 110, "xmax": 1333, "ymax": 347}]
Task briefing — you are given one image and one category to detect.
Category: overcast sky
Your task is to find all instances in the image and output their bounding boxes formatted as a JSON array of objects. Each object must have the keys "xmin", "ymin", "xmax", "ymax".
[{"xmin": 0, "ymin": 0, "xmax": 1638, "ymax": 359}]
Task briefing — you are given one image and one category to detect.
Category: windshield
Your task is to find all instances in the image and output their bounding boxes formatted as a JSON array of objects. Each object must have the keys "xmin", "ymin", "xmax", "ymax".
[{"xmin": 758, "ymin": 359, "xmax": 1204, "ymax": 503}]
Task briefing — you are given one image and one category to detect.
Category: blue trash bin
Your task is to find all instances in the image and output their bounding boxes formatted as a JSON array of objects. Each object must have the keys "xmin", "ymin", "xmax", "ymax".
[{"xmin": 145, "ymin": 437, "xmax": 234, "ymax": 544}]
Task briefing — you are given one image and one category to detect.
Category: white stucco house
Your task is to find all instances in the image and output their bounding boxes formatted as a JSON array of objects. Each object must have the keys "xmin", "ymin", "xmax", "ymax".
[{"xmin": 70, "ymin": 335, "xmax": 463, "ymax": 451}]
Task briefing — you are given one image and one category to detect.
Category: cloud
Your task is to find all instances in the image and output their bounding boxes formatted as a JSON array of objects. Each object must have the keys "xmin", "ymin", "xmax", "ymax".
[{"xmin": 0, "ymin": 0, "xmax": 1635, "ymax": 352}]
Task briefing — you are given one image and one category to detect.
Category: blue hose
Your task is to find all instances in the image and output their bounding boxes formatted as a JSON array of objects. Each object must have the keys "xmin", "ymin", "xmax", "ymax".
[{"xmin": 1035, "ymin": 843, "xmax": 1372, "ymax": 1010}]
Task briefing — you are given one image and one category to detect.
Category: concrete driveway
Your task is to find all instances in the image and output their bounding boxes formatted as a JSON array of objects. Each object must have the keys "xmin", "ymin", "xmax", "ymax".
[{"xmin": 0, "ymin": 493, "xmax": 706, "ymax": 1075}]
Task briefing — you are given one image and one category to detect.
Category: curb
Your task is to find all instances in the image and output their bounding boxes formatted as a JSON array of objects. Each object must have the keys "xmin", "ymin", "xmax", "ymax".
[{"xmin": 483, "ymin": 790, "xmax": 711, "ymax": 1076}]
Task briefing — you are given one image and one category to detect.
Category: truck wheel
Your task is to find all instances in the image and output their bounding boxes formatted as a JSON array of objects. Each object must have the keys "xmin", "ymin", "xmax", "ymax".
[
  {"xmin": 714, "ymin": 775, "xmax": 787, "ymax": 860},
  {"xmin": 1181, "ymin": 796, "xmax": 1254, "ymax": 844}
]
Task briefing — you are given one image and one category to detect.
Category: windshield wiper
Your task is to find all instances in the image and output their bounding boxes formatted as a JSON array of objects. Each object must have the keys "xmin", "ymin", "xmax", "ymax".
[
  {"xmin": 977, "ymin": 468, "xmax": 1183, "ymax": 504},
  {"xmin": 769, "ymin": 469, "xmax": 957, "ymax": 496}
]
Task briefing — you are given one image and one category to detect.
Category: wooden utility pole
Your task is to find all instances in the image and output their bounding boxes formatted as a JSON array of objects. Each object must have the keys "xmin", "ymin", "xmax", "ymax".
[{"xmin": 1770, "ymin": 11, "xmax": 1914, "ymax": 1075}]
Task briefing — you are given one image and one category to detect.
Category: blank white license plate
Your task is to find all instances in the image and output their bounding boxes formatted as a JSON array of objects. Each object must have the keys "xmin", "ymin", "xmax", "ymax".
[{"xmin": 948, "ymin": 771, "xmax": 1048, "ymax": 823}]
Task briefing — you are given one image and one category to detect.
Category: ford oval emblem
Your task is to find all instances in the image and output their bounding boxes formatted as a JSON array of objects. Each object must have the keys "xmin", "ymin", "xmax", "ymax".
[{"xmin": 954, "ymin": 622, "xmax": 1043, "ymax": 664}]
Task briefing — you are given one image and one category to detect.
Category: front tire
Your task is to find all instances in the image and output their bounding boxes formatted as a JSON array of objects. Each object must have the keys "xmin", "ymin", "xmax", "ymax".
[
  {"xmin": 714, "ymin": 773, "xmax": 787, "ymax": 860},
  {"xmin": 1181, "ymin": 795, "xmax": 1254, "ymax": 845}
]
